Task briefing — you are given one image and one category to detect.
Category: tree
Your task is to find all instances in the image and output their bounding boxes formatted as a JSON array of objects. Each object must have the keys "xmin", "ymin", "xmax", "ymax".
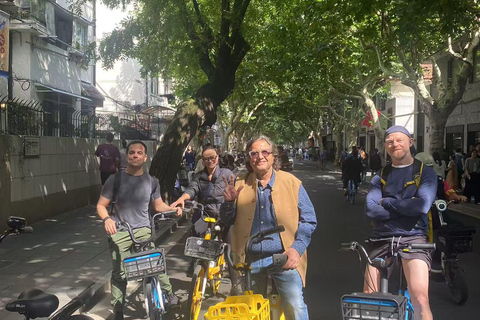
[
  {"xmin": 100, "ymin": 0, "xmax": 254, "ymax": 198},
  {"xmin": 323, "ymin": 0, "xmax": 480, "ymax": 153}
]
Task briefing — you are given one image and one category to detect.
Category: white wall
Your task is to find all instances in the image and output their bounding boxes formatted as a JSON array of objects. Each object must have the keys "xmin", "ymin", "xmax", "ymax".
[{"xmin": 8, "ymin": 135, "xmax": 160, "ymax": 202}]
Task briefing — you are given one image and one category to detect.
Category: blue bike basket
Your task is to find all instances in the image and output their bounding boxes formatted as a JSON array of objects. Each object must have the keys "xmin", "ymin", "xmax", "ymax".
[
  {"xmin": 123, "ymin": 248, "xmax": 166, "ymax": 281},
  {"xmin": 341, "ymin": 292, "xmax": 408, "ymax": 320}
]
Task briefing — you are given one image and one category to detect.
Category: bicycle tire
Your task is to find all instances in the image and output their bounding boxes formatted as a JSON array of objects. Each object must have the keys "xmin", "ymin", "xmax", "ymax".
[
  {"xmin": 447, "ymin": 265, "xmax": 469, "ymax": 305},
  {"xmin": 145, "ymin": 279, "xmax": 163, "ymax": 320},
  {"xmin": 188, "ymin": 264, "xmax": 205, "ymax": 320}
]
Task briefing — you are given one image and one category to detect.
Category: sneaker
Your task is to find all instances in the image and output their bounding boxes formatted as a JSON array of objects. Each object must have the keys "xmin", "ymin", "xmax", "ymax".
[
  {"xmin": 167, "ymin": 292, "xmax": 181, "ymax": 307},
  {"xmin": 113, "ymin": 310, "xmax": 124, "ymax": 320}
]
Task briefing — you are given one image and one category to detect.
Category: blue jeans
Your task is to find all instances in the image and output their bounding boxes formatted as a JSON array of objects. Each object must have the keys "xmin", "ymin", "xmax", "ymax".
[{"xmin": 249, "ymin": 256, "xmax": 309, "ymax": 320}]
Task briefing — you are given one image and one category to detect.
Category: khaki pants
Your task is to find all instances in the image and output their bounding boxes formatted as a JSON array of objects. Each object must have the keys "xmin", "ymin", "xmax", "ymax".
[{"xmin": 108, "ymin": 227, "xmax": 173, "ymax": 310}]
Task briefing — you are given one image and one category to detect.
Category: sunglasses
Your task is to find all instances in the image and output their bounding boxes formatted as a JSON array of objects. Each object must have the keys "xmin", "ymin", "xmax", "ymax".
[
  {"xmin": 203, "ymin": 156, "xmax": 218, "ymax": 162},
  {"xmin": 248, "ymin": 150, "xmax": 273, "ymax": 159}
]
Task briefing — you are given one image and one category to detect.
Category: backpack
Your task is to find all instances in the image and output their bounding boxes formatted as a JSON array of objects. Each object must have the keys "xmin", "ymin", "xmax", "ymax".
[{"xmin": 379, "ymin": 159, "xmax": 434, "ymax": 242}]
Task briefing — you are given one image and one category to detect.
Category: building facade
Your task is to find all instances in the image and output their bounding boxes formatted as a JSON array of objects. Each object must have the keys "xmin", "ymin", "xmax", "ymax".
[{"xmin": 0, "ymin": 0, "xmax": 103, "ymax": 137}]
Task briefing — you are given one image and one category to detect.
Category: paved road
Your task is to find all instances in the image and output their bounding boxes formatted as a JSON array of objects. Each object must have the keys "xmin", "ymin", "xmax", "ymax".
[{"xmin": 86, "ymin": 160, "xmax": 480, "ymax": 319}]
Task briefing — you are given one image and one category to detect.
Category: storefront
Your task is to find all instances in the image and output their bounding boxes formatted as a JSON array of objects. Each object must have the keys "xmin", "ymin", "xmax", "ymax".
[{"xmin": 446, "ymin": 125, "xmax": 464, "ymax": 153}]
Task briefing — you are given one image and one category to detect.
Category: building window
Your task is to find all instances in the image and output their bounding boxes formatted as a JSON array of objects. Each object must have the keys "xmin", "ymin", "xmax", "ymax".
[
  {"xmin": 54, "ymin": 9, "xmax": 73, "ymax": 50},
  {"xmin": 73, "ymin": 21, "xmax": 87, "ymax": 51}
]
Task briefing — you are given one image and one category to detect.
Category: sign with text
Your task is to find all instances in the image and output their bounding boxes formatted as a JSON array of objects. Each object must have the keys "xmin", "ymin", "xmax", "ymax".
[
  {"xmin": 24, "ymin": 136, "xmax": 41, "ymax": 157},
  {"xmin": 0, "ymin": 10, "xmax": 9, "ymax": 77}
]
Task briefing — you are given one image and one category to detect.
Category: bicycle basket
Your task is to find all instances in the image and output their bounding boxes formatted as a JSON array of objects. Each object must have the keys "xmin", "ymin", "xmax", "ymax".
[
  {"xmin": 205, "ymin": 294, "xmax": 270, "ymax": 320},
  {"xmin": 184, "ymin": 237, "xmax": 224, "ymax": 260},
  {"xmin": 341, "ymin": 293, "xmax": 408, "ymax": 320},
  {"xmin": 123, "ymin": 248, "xmax": 166, "ymax": 281},
  {"xmin": 436, "ymin": 225, "xmax": 476, "ymax": 254}
]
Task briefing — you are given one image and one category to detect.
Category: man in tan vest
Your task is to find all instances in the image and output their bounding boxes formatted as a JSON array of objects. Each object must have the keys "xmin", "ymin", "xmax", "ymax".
[{"xmin": 220, "ymin": 136, "xmax": 317, "ymax": 320}]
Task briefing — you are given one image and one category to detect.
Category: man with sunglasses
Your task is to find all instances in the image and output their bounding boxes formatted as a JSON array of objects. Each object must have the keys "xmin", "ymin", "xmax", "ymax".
[
  {"xmin": 171, "ymin": 144, "xmax": 235, "ymax": 275},
  {"xmin": 220, "ymin": 136, "xmax": 317, "ymax": 320}
]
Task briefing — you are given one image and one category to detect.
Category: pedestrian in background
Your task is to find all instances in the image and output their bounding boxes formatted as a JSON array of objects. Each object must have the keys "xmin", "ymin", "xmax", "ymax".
[
  {"xmin": 95, "ymin": 132, "xmax": 120, "ymax": 184},
  {"xmin": 464, "ymin": 150, "xmax": 480, "ymax": 204},
  {"xmin": 369, "ymin": 148, "xmax": 382, "ymax": 177},
  {"xmin": 184, "ymin": 145, "xmax": 196, "ymax": 171},
  {"xmin": 432, "ymin": 151, "xmax": 446, "ymax": 179},
  {"xmin": 446, "ymin": 154, "xmax": 459, "ymax": 191},
  {"xmin": 454, "ymin": 148, "xmax": 465, "ymax": 189},
  {"xmin": 320, "ymin": 149, "xmax": 328, "ymax": 169}
]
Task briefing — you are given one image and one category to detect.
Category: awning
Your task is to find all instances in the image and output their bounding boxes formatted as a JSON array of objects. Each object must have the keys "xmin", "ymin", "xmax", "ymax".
[
  {"xmin": 81, "ymin": 82, "xmax": 105, "ymax": 101},
  {"xmin": 35, "ymin": 83, "xmax": 91, "ymax": 101}
]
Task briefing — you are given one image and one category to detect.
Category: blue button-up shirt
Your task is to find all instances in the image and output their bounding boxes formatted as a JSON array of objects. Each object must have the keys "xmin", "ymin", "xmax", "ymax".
[{"xmin": 220, "ymin": 170, "xmax": 317, "ymax": 257}]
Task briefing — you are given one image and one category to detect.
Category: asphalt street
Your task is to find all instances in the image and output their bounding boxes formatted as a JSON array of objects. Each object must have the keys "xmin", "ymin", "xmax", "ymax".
[{"xmin": 86, "ymin": 160, "xmax": 480, "ymax": 319}]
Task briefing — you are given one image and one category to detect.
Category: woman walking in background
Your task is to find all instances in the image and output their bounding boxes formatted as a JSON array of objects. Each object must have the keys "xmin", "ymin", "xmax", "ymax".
[{"xmin": 446, "ymin": 154, "xmax": 459, "ymax": 191}]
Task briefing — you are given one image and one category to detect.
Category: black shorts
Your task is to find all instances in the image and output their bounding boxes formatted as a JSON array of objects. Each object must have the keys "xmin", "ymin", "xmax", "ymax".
[{"xmin": 367, "ymin": 235, "xmax": 432, "ymax": 270}]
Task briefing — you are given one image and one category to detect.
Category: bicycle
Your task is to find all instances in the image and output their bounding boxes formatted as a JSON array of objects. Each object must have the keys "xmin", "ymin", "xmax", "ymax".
[
  {"xmin": 184, "ymin": 201, "xmax": 227, "ymax": 320},
  {"xmin": 431, "ymin": 199, "xmax": 476, "ymax": 305},
  {"xmin": 205, "ymin": 225, "xmax": 288, "ymax": 320},
  {"xmin": 340, "ymin": 238, "xmax": 435, "ymax": 320},
  {"xmin": 117, "ymin": 210, "xmax": 179, "ymax": 320},
  {"xmin": 2, "ymin": 216, "xmax": 95, "ymax": 320},
  {"xmin": 346, "ymin": 179, "xmax": 357, "ymax": 205}
]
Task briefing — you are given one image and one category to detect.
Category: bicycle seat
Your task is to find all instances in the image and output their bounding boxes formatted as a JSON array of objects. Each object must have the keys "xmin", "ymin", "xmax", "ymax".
[{"xmin": 6, "ymin": 288, "xmax": 59, "ymax": 318}]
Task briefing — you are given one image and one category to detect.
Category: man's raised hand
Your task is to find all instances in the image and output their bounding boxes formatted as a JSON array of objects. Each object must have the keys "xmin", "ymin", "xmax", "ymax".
[{"xmin": 222, "ymin": 175, "xmax": 243, "ymax": 202}]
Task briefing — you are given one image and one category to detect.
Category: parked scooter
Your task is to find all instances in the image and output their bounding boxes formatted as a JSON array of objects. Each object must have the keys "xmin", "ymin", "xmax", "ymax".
[{"xmin": 431, "ymin": 200, "xmax": 476, "ymax": 305}]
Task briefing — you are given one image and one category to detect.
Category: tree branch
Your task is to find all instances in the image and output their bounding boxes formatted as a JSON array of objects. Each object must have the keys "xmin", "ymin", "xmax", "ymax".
[
  {"xmin": 360, "ymin": 38, "xmax": 401, "ymax": 78},
  {"xmin": 192, "ymin": 0, "xmax": 214, "ymax": 42},
  {"xmin": 175, "ymin": 0, "xmax": 216, "ymax": 81},
  {"xmin": 448, "ymin": 35, "xmax": 473, "ymax": 67},
  {"xmin": 330, "ymin": 87, "xmax": 363, "ymax": 102}
]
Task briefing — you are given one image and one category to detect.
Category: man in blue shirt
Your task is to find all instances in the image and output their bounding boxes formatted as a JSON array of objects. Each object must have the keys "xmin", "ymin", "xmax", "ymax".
[
  {"xmin": 220, "ymin": 136, "xmax": 317, "ymax": 320},
  {"xmin": 365, "ymin": 126, "xmax": 437, "ymax": 320}
]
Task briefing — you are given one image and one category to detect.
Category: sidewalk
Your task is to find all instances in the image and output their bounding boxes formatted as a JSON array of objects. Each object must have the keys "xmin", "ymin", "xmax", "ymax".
[{"xmin": 0, "ymin": 205, "xmax": 186, "ymax": 320}]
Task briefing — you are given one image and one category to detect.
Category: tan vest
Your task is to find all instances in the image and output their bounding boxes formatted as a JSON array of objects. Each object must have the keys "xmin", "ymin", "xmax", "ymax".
[{"xmin": 231, "ymin": 169, "xmax": 308, "ymax": 286}]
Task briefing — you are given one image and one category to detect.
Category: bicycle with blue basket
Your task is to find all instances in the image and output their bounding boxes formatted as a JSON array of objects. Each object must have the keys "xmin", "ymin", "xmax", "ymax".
[
  {"xmin": 340, "ymin": 238, "xmax": 435, "ymax": 320},
  {"xmin": 117, "ymin": 211, "xmax": 179, "ymax": 320}
]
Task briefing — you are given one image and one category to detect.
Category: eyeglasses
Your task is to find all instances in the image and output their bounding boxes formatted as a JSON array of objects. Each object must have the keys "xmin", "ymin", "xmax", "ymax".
[
  {"xmin": 248, "ymin": 150, "xmax": 272, "ymax": 159},
  {"xmin": 203, "ymin": 156, "xmax": 217, "ymax": 162}
]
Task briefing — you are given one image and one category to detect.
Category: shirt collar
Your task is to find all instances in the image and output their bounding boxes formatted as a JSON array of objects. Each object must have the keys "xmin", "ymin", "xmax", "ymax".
[{"xmin": 256, "ymin": 170, "xmax": 276, "ymax": 189}]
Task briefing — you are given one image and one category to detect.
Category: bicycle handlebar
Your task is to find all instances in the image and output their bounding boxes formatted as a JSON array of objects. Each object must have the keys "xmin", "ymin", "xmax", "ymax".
[
  {"xmin": 116, "ymin": 210, "xmax": 180, "ymax": 245},
  {"xmin": 341, "ymin": 239, "xmax": 436, "ymax": 271}
]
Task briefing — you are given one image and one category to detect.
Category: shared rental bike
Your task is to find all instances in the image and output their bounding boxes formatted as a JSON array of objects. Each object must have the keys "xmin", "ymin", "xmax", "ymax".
[
  {"xmin": 205, "ymin": 225, "xmax": 288, "ymax": 320},
  {"xmin": 340, "ymin": 238, "xmax": 435, "ymax": 320},
  {"xmin": 184, "ymin": 202, "xmax": 227, "ymax": 320},
  {"xmin": 431, "ymin": 199, "xmax": 476, "ymax": 305},
  {"xmin": 117, "ymin": 211, "xmax": 179, "ymax": 320},
  {"xmin": 2, "ymin": 216, "xmax": 95, "ymax": 320}
]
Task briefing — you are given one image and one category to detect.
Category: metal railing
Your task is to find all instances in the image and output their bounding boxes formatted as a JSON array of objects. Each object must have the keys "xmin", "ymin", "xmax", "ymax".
[{"xmin": 0, "ymin": 96, "xmax": 169, "ymax": 139}]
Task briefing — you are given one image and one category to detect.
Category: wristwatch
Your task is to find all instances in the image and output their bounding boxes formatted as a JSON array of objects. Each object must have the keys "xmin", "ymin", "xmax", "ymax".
[{"xmin": 103, "ymin": 216, "xmax": 112, "ymax": 222}]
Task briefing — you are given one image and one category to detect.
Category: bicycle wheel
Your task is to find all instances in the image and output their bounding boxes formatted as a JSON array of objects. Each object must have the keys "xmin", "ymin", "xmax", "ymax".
[
  {"xmin": 188, "ymin": 264, "xmax": 205, "ymax": 320},
  {"xmin": 446, "ymin": 265, "xmax": 469, "ymax": 305},
  {"xmin": 145, "ymin": 278, "xmax": 164, "ymax": 320}
]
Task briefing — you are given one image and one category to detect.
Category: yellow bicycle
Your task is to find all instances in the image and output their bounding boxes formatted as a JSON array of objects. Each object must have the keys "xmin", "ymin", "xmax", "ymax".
[
  {"xmin": 184, "ymin": 202, "xmax": 227, "ymax": 320},
  {"xmin": 205, "ymin": 226, "xmax": 287, "ymax": 320}
]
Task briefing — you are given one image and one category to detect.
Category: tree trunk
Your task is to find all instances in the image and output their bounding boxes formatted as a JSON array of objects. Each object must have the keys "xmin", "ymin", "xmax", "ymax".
[
  {"xmin": 221, "ymin": 126, "xmax": 234, "ymax": 153},
  {"xmin": 425, "ymin": 106, "xmax": 449, "ymax": 153},
  {"xmin": 333, "ymin": 128, "xmax": 343, "ymax": 165},
  {"xmin": 149, "ymin": 98, "xmax": 206, "ymax": 200},
  {"xmin": 362, "ymin": 90, "xmax": 385, "ymax": 154}
]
